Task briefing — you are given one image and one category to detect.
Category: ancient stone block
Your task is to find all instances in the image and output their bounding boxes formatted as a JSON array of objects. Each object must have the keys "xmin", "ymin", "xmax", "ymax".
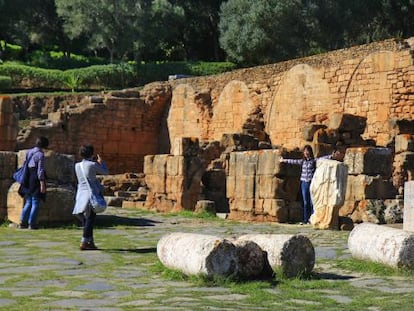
[
  {"xmin": 262, "ymin": 199, "xmax": 288, "ymax": 221},
  {"xmin": 0, "ymin": 151, "xmax": 16, "ymax": 179},
  {"xmin": 172, "ymin": 137, "xmax": 199, "ymax": 156},
  {"xmin": 166, "ymin": 155, "xmax": 185, "ymax": 176},
  {"xmin": 404, "ymin": 181, "xmax": 414, "ymax": 232},
  {"xmin": 16, "ymin": 150, "xmax": 75, "ymax": 184},
  {"xmin": 220, "ymin": 133, "xmax": 258, "ymax": 151},
  {"xmin": 312, "ymin": 128, "xmax": 340, "ymax": 144},
  {"xmin": 345, "ymin": 175, "xmax": 397, "ymax": 202},
  {"xmin": 7, "ymin": 182, "xmax": 75, "ymax": 225},
  {"xmin": 44, "ymin": 151, "xmax": 75, "ymax": 184},
  {"xmin": 395, "ymin": 134, "xmax": 414, "ymax": 153},
  {"xmin": 389, "ymin": 118, "xmax": 414, "ymax": 135},
  {"xmin": 344, "ymin": 147, "xmax": 393, "ymax": 177},
  {"xmin": 328, "ymin": 113, "xmax": 366, "ymax": 135},
  {"xmin": 235, "ymin": 175, "xmax": 255, "ymax": 199},
  {"xmin": 166, "ymin": 176, "xmax": 184, "ymax": 194},
  {"xmin": 143, "ymin": 155, "xmax": 155, "ymax": 175},
  {"xmin": 302, "ymin": 124, "xmax": 327, "ymax": 141},
  {"xmin": 256, "ymin": 149, "xmax": 281, "ymax": 175},
  {"xmin": 195, "ymin": 200, "xmax": 216, "ymax": 214}
]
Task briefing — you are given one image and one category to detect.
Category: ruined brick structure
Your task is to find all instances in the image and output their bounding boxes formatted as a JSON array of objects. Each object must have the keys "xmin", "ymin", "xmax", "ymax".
[{"xmin": 1, "ymin": 37, "xmax": 414, "ymax": 224}]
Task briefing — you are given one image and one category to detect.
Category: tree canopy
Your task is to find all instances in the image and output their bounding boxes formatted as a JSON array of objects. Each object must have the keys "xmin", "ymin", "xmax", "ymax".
[{"xmin": 1, "ymin": 0, "xmax": 413, "ymax": 66}]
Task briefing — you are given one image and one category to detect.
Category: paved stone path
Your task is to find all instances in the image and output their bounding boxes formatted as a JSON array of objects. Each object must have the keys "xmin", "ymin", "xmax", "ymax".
[{"xmin": 1, "ymin": 207, "xmax": 414, "ymax": 310}]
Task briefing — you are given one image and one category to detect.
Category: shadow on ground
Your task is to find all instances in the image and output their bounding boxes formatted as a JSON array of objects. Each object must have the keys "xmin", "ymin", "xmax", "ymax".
[
  {"xmin": 102, "ymin": 247, "xmax": 157, "ymax": 253},
  {"xmin": 96, "ymin": 215, "xmax": 162, "ymax": 227},
  {"xmin": 313, "ymin": 272, "xmax": 355, "ymax": 280}
]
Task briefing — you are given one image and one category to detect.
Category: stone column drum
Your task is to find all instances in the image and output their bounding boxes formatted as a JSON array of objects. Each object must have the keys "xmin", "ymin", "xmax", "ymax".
[
  {"xmin": 157, "ymin": 232, "xmax": 264, "ymax": 278},
  {"xmin": 348, "ymin": 223, "xmax": 414, "ymax": 268},
  {"xmin": 236, "ymin": 234, "xmax": 315, "ymax": 277}
]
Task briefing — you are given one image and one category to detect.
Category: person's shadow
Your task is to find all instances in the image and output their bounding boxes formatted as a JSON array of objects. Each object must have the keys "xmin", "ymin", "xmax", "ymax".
[
  {"xmin": 95, "ymin": 214, "xmax": 162, "ymax": 227},
  {"xmin": 102, "ymin": 247, "xmax": 157, "ymax": 253}
]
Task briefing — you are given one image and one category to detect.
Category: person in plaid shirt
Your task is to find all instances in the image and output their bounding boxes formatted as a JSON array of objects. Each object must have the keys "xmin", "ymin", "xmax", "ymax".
[{"xmin": 280, "ymin": 145, "xmax": 332, "ymax": 224}]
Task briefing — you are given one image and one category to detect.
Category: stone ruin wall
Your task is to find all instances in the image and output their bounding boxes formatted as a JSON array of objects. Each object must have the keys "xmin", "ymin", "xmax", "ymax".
[
  {"xmin": 1, "ymin": 37, "xmax": 414, "ymax": 224},
  {"xmin": 4, "ymin": 84, "xmax": 172, "ymax": 174},
  {"xmin": 167, "ymin": 38, "xmax": 414, "ymax": 149}
]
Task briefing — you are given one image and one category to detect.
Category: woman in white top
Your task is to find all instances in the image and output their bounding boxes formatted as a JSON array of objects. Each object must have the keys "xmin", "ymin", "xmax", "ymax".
[{"xmin": 73, "ymin": 144, "xmax": 108, "ymax": 250}]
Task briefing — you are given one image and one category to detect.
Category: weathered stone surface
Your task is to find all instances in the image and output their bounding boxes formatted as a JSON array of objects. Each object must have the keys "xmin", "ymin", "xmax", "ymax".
[
  {"xmin": 157, "ymin": 233, "xmax": 240, "ymax": 277},
  {"xmin": 389, "ymin": 119, "xmax": 414, "ymax": 136},
  {"xmin": 0, "ymin": 96, "xmax": 18, "ymax": 151},
  {"xmin": 395, "ymin": 134, "xmax": 414, "ymax": 153},
  {"xmin": 195, "ymin": 200, "xmax": 216, "ymax": 214},
  {"xmin": 171, "ymin": 137, "xmax": 199, "ymax": 157},
  {"xmin": 344, "ymin": 147, "xmax": 393, "ymax": 177},
  {"xmin": 348, "ymin": 223, "xmax": 414, "ymax": 268},
  {"xmin": 220, "ymin": 133, "xmax": 259, "ymax": 152},
  {"xmin": 232, "ymin": 240, "xmax": 265, "ymax": 278},
  {"xmin": 383, "ymin": 199, "xmax": 403, "ymax": 224},
  {"xmin": 302, "ymin": 124, "xmax": 327, "ymax": 141},
  {"xmin": 0, "ymin": 180, "xmax": 13, "ymax": 221},
  {"xmin": 16, "ymin": 150, "xmax": 75, "ymax": 184},
  {"xmin": 236, "ymin": 234, "xmax": 315, "ymax": 277},
  {"xmin": 310, "ymin": 159, "xmax": 348, "ymax": 229},
  {"xmin": 144, "ymin": 153, "xmax": 204, "ymax": 212},
  {"xmin": 227, "ymin": 150, "xmax": 293, "ymax": 222},
  {"xmin": 404, "ymin": 181, "xmax": 414, "ymax": 232},
  {"xmin": 328, "ymin": 113, "xmax": 367, "ymax": 135},
  {"xmin": 7, "ymin": 182, "xmax": 75, "ymax": 225},
  {"xmin": 345, "ymin": 175, "xmax": 397, "ymax": 202},
  {"xmin": 0, "ymin": 152, "xmax": 16, "ymax": 179}
]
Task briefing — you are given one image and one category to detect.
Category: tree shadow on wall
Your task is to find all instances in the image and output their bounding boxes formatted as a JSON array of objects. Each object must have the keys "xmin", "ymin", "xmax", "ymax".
[{"xmin": 95, "ymin": 214, "xmax": 162, "ymax": 228}]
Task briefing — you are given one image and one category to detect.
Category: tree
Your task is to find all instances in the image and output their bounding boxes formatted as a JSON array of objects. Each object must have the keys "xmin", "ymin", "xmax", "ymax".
[
  {"xmin": 169, "ymin": 0, "xmax": 225, "ymax": 61},
  {"xmin": 141, "ymin": 0, "xmax": 186, "ymax": 61},
  {"xmin": 55, "ymin": 0, "xmax": 148, "ymax": 63},
  {"xmin": 219, "ymin": 0, "xmax": 317, "ymax": 65},
  {"xmin": 378, "ymin": 0, "xmax": 414, "ymax": 38}
]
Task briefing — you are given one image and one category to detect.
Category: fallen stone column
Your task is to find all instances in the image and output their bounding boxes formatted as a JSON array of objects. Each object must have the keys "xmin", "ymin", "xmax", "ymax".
[
  {"xmin": 348, "ymin": 223, "xmax": 414, "ymax": 268},
  {"xmin": 236, "ymin": 234, "xmax": 315, "ymax": 277},
  {"xmin": 157, "ymin": 232, "xmax": 264, "ymax": 278}
]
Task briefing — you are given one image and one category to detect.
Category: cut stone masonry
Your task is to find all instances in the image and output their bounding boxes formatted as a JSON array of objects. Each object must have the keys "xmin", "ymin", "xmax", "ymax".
[{"xmin": 1, "ymin": 37, "xmax": 414, "ymax": 225}]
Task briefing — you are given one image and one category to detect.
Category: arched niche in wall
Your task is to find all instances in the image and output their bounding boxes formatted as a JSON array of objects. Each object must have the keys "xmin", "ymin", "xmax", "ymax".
[
  {"xmin": 212, "ymin": 80, "xmax": 255, "ymax": 141},
  {"xmin": 167, "ymin": 84, "xmax": 204, "ymax": 151},
  {"xmin": 266, "ymin": 64, "xmax": 331, "ymax": 148},
  {"xmin": 342, "ymin": 51, "xmax": 396, "ymax": 146}
]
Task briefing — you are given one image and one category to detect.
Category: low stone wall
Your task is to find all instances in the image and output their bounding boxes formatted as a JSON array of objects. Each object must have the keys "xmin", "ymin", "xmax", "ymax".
[{"xmin": 3, "ymin": 150, "xmax": 77, "ymax": 225}]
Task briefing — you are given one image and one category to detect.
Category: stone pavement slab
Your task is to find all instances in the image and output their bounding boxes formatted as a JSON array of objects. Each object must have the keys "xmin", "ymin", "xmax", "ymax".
[{"xmin": 0, "ymin": 207, "xmax": 413, "ymax": 310}]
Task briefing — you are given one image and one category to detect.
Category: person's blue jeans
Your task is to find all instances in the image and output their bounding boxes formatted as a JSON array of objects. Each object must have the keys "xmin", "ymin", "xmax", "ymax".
[
  {"xmin": 82, "ymin": 210, "xmax": 96, "ymax": 243},
  {"xmin": 301, "ymin": 181, "xmax": 313, "ymax": 223},
  {"xmin": 20, "ymin": 195, "xmax": 40, "ymax": 226}
]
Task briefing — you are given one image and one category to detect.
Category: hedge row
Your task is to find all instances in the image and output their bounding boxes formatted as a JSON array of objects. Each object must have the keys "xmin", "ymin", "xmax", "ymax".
[
  {"xmin": 0, "ymin": 75, "xmax": 12, "ymax": 90},
  {"xmin": 0, "ymin": 61, "xmax": 237, "ymax": 91}
]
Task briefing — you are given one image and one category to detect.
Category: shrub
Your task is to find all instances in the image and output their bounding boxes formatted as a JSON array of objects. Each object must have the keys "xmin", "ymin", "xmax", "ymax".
[
  {"xmin": 28, "ymin": 50, "xmax": 107, "ymax": 70},
  {"xmin": 136, "ymin": 61, "xmax": 236, "ymax": 84},
  {"xmin": 0, "ymin": 63, "xmax": 64, "ymax": 89},
  {"xmin": 64, "ymin": 63, "xmax": 137, "ymax": 89},
  {"xmin": 0, "ymin": 75, "xmax": 12, "ymax": 90}
]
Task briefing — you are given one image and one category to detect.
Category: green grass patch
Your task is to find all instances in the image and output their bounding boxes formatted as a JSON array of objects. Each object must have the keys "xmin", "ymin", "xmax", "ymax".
[
  {"xmin": 165, "ymin": 210, "xmax": 219, "ymax": 220},
  {"xmin": 334, "ymin": 258, "xmax": 411, "ymax": 276}
]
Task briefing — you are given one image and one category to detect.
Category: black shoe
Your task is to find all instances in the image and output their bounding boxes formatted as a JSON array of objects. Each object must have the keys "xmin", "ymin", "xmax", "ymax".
[
  {"xmin": 80, "ymin": 242, "xmax": 98, "ymax": 251},
  {"xmin": 28, "ymin": 225, "xmax": 39, "ymax": 230},
  {"xmin": 18, "ymin": 223, "xmax": 28, "ymax": 229}
]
